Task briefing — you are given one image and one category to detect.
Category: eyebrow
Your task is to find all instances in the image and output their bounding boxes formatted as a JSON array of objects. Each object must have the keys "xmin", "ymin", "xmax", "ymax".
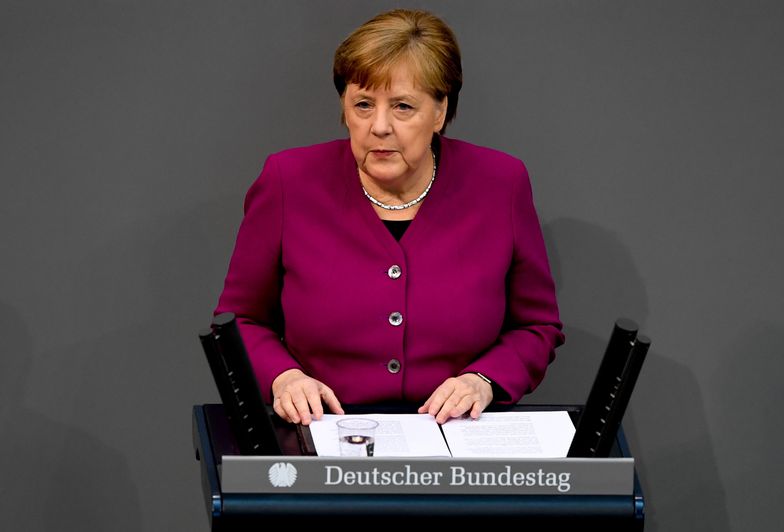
[{"xmin": 350, "ymin": 89, "xmax": 420, "ymax": 102}]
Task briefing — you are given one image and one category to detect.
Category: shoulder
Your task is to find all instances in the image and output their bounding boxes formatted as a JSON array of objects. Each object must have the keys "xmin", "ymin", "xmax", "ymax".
[
  {"xmin": 248, "ymin": 139, "xmax": 353, "ymax": 199},
  {"xmin": 441, "ymin": 136, "xmax": 526, "ymax": 171},
  {"xmin": 244, "ymin": 139, "xmax": 351, "ymax": 208},
  {"xmin": 265, "ymin": 139, "xmax": 350, "ymax": 171},
  {"xmin": 440, "ymin": 136, "xmax": 529, "ymax": 185}
]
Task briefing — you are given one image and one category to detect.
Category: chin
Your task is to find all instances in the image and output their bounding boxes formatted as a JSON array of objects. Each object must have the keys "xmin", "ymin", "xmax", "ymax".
[{"xmin": 365, "ymin": 164, "xmax": 406, "ymax": 182}]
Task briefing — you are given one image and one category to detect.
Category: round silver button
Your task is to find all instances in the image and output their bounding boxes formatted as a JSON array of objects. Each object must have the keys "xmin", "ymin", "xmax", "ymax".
[
  {"xmin": 387, "ymin": 265, "xmax": 402, "ymax": 279},
  {"xmin": 388, "ymin": 312, "xmax": 403, "ymax": 326},
  {"xmin": 387, "ymin": 359, "xmax": 401, "ymax": 373}
]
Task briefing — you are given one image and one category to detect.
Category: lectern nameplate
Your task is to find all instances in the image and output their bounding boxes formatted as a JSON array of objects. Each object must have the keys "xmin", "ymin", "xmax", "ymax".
[{"xmin": 221, "ymin": 455, "xmax": 634, "ymax": 495}]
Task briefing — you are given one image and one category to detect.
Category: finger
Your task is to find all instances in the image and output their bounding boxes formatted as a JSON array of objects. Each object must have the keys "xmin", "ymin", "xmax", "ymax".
[
  {"xmin": 272, "ymin": 396, "xmax": 290, "ymax": 422},
  {"xmin": 431, "ymin": 394, "xmax": 458, "ymax": 423},
  {"xmin": 417, "ymin": 393, "xmax": 435, "ymax": 414},
  {"xmin": 320, "ymin": 387, "xmax": 344, "ymax": 416},
  {"xmin": 290, "ymin": 392, "xmax": 313, "ymax": 425},
  {"xmin": 307, "ymin": 389, "xmax": 325, "ymax": 420},
  {"xmin": 278, "ymin": 392, "xmax": 301, "ymax": 424},
  {"xmin": 427, "ymin": 386, "xmax": 454, "ymax": 417},
  {"xmin": 468, "ymin": 399, "xmax": 483, "ymax": 420},
  {"xmin": 435, "ymin": 392, "xmax": 468, "ymax": 424}
]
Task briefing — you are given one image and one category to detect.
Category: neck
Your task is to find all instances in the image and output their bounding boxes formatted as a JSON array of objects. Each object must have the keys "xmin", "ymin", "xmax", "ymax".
[{"xmin": 359, "ymin": 150, "xmax": 436, "ymax": 207}]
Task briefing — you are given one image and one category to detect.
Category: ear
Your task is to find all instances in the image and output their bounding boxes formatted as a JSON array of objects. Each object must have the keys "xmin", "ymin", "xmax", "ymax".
[
  {"xmin": 433, "ymin": 96, "xmax": 448, "ymax": 132},
  {"xmin": 339, "ymin": 94, "xmax": 347, "ymax": 126}
]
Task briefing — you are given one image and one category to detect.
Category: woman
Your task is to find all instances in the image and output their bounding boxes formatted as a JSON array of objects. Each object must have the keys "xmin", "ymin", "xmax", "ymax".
[{"xmin": 215, "ymin": 9, "xmax": 564, "ymax": 426}]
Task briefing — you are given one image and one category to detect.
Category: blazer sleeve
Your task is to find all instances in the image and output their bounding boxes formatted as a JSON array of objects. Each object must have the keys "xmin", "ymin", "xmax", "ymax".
[
  {"xmin": 462, "ymin": 162, "xmax": 564, "ymax": 403},
  {"xmin": 214, "ymin": 154, "xmax": 302, "ymax": 402}
]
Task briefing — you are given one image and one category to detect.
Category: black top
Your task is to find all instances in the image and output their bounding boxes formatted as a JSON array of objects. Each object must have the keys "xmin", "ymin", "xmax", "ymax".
[
  {"xmin": 382, "ymin": 219, "xmax": 412, "ymax": 241},
  {"xmin": 379, "ymin": 135, "xmax": 439, "ymax": 242}
]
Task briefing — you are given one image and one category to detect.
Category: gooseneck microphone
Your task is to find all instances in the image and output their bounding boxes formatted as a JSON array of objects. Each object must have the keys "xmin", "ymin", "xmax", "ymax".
[
  {"xmin": 200, "ymin": 312, "xmax": 281, "ymax": 455},
  {"xmin": 568, "ymin": 318, "xmax": 650, "ymax": 458}
]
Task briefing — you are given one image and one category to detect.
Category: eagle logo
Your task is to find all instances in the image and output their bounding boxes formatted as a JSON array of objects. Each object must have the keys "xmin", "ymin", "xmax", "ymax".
[{"xmin": 268, "ymin": 462, "xmax": 298, "ymax": 487}]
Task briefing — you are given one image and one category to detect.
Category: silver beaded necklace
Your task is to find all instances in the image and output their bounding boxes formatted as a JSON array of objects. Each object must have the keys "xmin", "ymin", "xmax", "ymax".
[{"xmin": 361, "ymin": 150, "xmax": 436, "ymax": 211}]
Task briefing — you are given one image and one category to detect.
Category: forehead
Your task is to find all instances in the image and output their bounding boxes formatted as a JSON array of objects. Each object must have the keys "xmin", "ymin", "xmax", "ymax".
[{"xmin": 346, "ymin": 62, "xmax": 426, "ymax": 96}]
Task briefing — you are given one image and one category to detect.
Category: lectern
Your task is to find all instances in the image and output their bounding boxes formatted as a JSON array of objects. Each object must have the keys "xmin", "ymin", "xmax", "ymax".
[
  {"xmin": 192, "ymin": 403, "xmax": 645, "ymax": 530},
  {"xmin": 194, "ymin": 316, "xmax": 646, "ymax": 529}
]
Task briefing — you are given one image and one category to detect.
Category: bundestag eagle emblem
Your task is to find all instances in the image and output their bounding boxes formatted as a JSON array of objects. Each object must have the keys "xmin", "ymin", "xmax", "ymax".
[{"xmin": 268, "ymin": 462, "xmax": 298, "ymax": 487}]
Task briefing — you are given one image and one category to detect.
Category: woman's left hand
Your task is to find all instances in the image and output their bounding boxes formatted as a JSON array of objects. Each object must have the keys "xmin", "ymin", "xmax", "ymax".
[{"xmin": 417, "ymin": 374, "xmax": 493, "ymax": 424}]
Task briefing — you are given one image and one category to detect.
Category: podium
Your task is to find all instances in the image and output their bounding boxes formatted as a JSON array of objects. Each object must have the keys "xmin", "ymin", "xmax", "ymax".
[{"xmin": 192, "ymin": 403, "xmax": 644, "ymax": 530}]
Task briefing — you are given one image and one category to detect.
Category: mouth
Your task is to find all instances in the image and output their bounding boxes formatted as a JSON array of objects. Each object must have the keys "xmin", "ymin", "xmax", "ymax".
[{"xmin": 370, "ymin": 149, "xmax": 397, "ymax": 158}]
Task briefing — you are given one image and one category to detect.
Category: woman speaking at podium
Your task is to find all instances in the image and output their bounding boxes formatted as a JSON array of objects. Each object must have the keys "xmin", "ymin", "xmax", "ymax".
[{"xmin": 214, "ymin": 8, "xmax": 563, "ymax": 427}]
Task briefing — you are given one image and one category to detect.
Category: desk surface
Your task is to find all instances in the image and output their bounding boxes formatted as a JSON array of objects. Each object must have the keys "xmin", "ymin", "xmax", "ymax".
[{"xmin": 192, "ymin": 403, "xmax": 644, "ymax": 530}]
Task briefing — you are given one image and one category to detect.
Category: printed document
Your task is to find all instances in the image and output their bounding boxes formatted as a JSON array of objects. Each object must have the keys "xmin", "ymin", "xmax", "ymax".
[
  {"xmin": 440, "ymin": 411, "xmax": 575, "ymax": 458},
  {"xmin": 308, "ymin": 411, "xmax": 575, "ymax": 458},
  {"xmin": 310, "ymin": 413, "xmax": 451, "ymax": 457}
]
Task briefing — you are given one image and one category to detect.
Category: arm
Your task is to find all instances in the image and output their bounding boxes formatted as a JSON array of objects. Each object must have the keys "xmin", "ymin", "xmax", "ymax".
[
  {"xmin": 214, "ymin": 155, "xmax": 299, "ymax": 402},
  {"xmin": 463, "ymin": 161, "xmax": 564, "ymax": 403},
  {"xmin": 215, "ymin": 155, "xmax": 343, "ymax": 423},
  {"xmin": 419, "ymin": 161, "xmax": 564, "ymax": 421}
]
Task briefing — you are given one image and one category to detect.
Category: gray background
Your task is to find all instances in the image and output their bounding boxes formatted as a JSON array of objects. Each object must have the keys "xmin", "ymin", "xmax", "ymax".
[{"xmin": 1, "ymin": 0, "xmax": 781, "ymax": 530}]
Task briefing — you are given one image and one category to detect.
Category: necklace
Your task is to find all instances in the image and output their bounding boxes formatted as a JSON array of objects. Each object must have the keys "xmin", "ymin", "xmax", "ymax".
[{"xmin": 361, "ymin": 150, "xmax": 436, "ymax": 211}]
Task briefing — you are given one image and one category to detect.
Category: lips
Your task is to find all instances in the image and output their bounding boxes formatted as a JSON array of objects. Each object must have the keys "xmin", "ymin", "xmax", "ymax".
[{"xmin": 370, "ymin": 149, "xmax": 397, "ymax": 158}]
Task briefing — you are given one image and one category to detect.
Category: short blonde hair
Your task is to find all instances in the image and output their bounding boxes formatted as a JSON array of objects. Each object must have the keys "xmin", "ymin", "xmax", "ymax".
[{"xmin": 333, "ymin": 9, "xmax": 462, "ymax": 132}]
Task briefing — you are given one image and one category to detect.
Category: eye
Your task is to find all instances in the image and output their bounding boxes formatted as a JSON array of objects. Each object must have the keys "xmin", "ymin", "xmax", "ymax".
[
  {"xmin": 395, "ymin": 102, "xmax": 414, "ymax": 111},
  {"xmin": 354, "ymin": 101, "xmax": 372, "ymax": 110}
]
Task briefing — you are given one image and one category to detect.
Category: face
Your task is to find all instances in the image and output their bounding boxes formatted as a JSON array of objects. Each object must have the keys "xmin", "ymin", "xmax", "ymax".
[{"xmin": 342, "ymin": 63, "xmax": 447, "ymax": 189}]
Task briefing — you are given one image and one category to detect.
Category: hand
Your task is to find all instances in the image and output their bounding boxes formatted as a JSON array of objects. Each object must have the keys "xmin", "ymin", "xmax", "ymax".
[
  {"xmin": 271, "ymin": 368, "xmax": 344, "ymax": 425},
  {"xmin": 417, "ymin": 374, "xmax": 493, "ymax": 424}
]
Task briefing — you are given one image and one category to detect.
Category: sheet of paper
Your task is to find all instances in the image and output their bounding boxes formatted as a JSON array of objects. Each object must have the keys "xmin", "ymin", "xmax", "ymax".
[
  {"xmin": 309, "ymin": 413, "xmax": 451, "ymax": 457},
  {"xmin": 440, "ymin": 411, "xmax": 576, "ymax": 458}
]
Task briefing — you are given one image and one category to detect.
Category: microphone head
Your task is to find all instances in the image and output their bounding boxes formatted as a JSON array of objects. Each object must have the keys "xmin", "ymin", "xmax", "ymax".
[
  {"xmin": 614, "ymin": 317, "xmax": 639, "ymax": 334},
  {"xmin": 211, "ymin": 312, "xmax": 236, "ymax": 328}
]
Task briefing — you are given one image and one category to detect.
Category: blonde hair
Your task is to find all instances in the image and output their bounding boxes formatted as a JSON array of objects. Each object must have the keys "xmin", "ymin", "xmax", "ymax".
[{"xmin": 333, "ymin": 9, "xmax": 462, "ymax": 132}]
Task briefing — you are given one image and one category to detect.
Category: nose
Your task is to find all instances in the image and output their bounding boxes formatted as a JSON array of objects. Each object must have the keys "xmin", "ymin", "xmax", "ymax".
[{"xmin": 370, "ymin": 108, "xmax": 392, "ymax": 137}]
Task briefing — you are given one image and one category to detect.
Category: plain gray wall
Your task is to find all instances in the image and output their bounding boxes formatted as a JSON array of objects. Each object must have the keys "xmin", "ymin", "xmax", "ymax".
[{"xmin": 1, "ymin": 0, "xmax": 782, "ymax": 530}]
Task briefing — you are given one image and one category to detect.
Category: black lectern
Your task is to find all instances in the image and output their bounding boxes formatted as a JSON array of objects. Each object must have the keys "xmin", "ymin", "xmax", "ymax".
[{"xmin": 192, "ymin": 403, "xmax": 645, "ymax": 530}]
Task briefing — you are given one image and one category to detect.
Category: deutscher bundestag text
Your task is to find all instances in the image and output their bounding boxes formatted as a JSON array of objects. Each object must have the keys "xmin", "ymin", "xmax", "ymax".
[{"xmin": 323, "ymin": 464, "xmax": 572, "ymax": 493}]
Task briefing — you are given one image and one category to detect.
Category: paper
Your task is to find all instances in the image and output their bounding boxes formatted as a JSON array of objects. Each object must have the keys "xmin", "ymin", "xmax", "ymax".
[
  {"xmin": 308, "ymin": 411, "xmax": 575, "ymax": 458},
  {"xmin": 440, "ymin": 411, "xmax": 576, "ymax": 458},
  {"xmin": 310, "ymin": 413, "xmax": 452, "ymax": 457}
]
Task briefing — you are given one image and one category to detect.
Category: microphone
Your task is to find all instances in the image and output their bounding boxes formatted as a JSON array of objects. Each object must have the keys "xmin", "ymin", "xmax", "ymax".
[
  {"xmin": 200, "ymin": 312, "xmax": 281, "ymax": 455},
  {"xmin": 568, "ymin": 318, "xmax": 649, "ymax": 458}
]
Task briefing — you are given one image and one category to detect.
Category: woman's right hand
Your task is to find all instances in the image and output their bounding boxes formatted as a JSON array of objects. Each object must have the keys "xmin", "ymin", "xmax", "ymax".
[{"xmin": 271, "ymin": 368, "xmax": 344, "ymax": 425}]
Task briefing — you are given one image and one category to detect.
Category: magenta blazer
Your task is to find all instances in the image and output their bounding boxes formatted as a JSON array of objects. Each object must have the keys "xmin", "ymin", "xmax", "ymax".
[{"xmin": 215, "ymin": 136, "xmax": 564, "ymax": 405}]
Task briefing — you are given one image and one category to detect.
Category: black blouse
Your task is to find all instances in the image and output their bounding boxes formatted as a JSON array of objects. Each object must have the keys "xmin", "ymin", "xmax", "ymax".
[{"xmin": 382, "ymin": 219, "xmax": 412, "ymax": 241}]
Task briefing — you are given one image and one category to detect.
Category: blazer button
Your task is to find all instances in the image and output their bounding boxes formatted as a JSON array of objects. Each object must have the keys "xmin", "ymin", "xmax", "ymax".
[
  {"xmin": 387, "ymin": 265, "xmax": 402, "ymax": 279},
  {"xmin": 388, "ymin": 312, "xmax": 403, "ymax": 326},
  {"xmin": 387, "ymin": 359, "xmax": 401, "ymax": 373}
]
